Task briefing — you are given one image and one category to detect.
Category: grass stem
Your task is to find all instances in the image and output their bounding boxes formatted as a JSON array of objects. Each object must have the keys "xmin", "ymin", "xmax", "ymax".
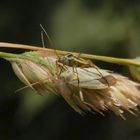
[{"xmin": 0, "ymin": 42, "xmax": 139, "ymax": 67}]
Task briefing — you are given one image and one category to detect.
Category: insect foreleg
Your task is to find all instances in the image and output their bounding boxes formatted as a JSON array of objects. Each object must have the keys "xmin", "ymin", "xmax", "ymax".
[{"xmin": 56, "ymin": 61, "xmax": 67, "ymax": 77}]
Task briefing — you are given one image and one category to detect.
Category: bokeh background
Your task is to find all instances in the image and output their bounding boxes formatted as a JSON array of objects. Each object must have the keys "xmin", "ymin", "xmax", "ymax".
[{"xmin": 0, "ymin": 0, "xmax": 140, "ymax": 140}]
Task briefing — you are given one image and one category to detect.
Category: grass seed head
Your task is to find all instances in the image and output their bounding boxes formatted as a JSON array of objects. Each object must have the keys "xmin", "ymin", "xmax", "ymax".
[{"xmin": 10, "ymin": 51, "xmax": 140, "ymax": 119}]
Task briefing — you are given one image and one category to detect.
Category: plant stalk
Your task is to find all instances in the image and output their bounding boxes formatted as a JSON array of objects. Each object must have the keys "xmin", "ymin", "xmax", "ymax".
[{"xmin": 0, "ymin": 42, "xmax": 139, "ymax": 67}]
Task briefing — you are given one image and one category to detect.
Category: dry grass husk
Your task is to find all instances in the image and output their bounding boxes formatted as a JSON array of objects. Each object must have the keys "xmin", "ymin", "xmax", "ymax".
[{"xmin": 8, "ymin": 51, "xmax": 140, "ymax": 119}]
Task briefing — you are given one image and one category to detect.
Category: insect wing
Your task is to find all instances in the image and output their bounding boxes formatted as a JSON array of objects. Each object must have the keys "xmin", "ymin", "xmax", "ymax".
[{"xmin": 61, "ymin": 67, "xmax": 110, "ymax": 90}]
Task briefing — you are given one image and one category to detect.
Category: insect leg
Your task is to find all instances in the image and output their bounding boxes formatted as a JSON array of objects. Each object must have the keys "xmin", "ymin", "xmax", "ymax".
[
  {"xmin": 79, "ymin": 89, "xmax": 94, "ymax": 110},
  {"xmin": 74, "ymin": 66, "xmax": 80, "ymax": 86},
  {"xmin": 56, "ymin": 61, "xmax": 64, "ymax": 76},
  {"xmin": 91, "ymin": 64, "xmax": 110, "ymax": 87},
  {"xmin": 73, "ymin": 67, "xmax": 94, "ymax": 109},
  {"xmin": 55, "ymin": 60, "xmax": 69, "ymax": 79}
]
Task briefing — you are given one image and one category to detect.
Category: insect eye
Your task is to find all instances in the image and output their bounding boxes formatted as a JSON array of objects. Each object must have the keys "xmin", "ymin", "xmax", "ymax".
[{"xmin": 59, "ymin": 56, "xmax": 67, "ymax": 62}]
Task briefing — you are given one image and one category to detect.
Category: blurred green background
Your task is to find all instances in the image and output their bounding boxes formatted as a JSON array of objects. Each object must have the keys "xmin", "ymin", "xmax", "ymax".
[{"xmin": 0, "ymin": 0, "xmax": 140, "ymax": 140}]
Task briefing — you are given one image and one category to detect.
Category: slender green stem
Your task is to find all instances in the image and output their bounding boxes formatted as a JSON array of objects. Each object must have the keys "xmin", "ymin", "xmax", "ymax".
[
  {"xmin": 78, "ymin": 54, "xmax": 139, "ymax": 67},
  {"xmin": 0, "ymin": 52, "xmax": 53, "ymax": 71},
  {"xmin": 0, "ymin": 42, "xmax": 139, "ymax": 67},
  {"xmin": 0, "ymin": 52, "xmax": 23, "ymax": 59}
]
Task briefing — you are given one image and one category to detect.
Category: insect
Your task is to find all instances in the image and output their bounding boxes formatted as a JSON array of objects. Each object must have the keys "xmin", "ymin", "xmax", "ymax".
[
  {"xmin": 57, "ymin": 53, "xmax": 109, "ymax": 83},
  {"xmin": 58, "ymin": 53, "xmax": 94, "ymax": 67},
  {"xmin": 56, "ymin": 53, "xmax": 113, "ymax": 108}
]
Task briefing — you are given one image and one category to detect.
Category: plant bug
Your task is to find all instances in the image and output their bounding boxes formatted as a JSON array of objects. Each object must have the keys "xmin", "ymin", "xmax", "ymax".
[
  {"xmin": 57, "ymin": 53, "xmax": 110, "ymax": 85},
  {"xmin": 56, "ymin": 53, "xmax": 116, "ymax": 109}
]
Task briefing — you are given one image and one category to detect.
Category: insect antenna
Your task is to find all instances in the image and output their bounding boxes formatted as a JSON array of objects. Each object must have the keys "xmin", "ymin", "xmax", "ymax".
[
  {"xmin": 40, "ymin": 24, "xmax": 65, "ymax": 66},
  {"xmin": 41, "ymin": 31, "xmax": 45, "ymax": 48},
  {"xmin": 40, "ymin": 24, "xmax": 61, "ymax": 69},
  {"xmin": 15, "ymin": 81, "xmax": 42, "ymax": 93},
  {"xmin": 40, "ymin": 24, "xmax": 66, "ymax": 81},
  {"xmin": 15, "ymin": 78, "xmax": 53, "ymax": 96},
  {"xmin": 40, "ymin": 24, "xmax": 53, "ymax": 47}
]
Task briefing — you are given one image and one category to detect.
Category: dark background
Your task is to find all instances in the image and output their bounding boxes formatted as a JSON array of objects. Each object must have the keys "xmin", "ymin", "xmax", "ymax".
[{"xmin": 0, "ymin": 0, "xmax": 140, "ymax": 140}]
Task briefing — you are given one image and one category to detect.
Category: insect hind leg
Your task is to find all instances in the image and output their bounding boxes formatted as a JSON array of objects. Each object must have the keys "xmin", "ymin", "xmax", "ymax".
[{"xmin": 91, "ymin": 64, "xmax": 110, "ymax": 87}]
